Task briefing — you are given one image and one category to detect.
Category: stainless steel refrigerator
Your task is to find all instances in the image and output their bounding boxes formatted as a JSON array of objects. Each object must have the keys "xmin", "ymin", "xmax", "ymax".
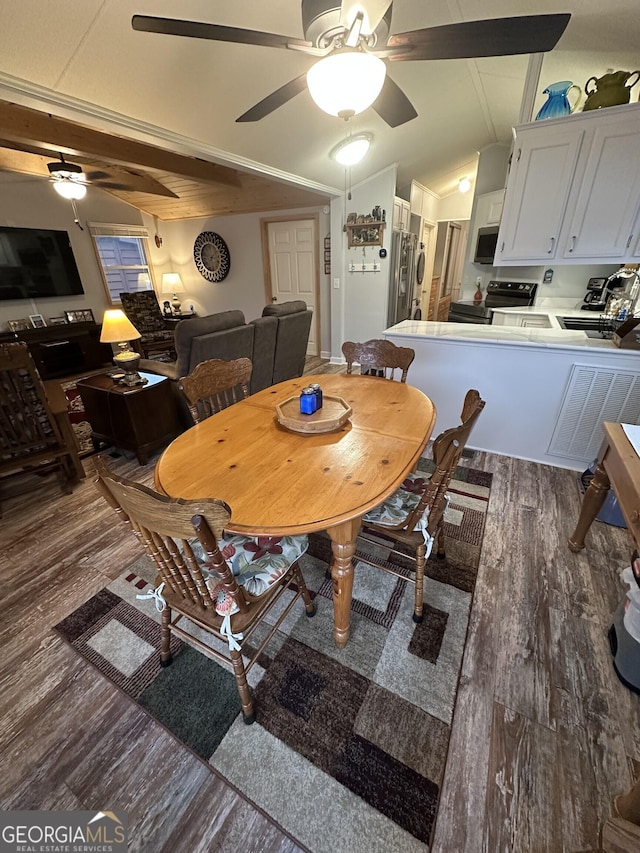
[{"xmin": 387, "ymin": 229, "xmax": 418, "ymax": 326}]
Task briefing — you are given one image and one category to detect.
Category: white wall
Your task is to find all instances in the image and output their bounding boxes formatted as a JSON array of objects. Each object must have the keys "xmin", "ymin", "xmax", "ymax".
[
  {"xmin": 0, "ymin": 175, "xmax": 144, "ymax": 325},
  {"xmin": 436, "ymin": 190, "xmax": 473, "ymax": 221},
  {"xmin": 329, "ymin": 164, "xmax": 397, "ymax": 357}
]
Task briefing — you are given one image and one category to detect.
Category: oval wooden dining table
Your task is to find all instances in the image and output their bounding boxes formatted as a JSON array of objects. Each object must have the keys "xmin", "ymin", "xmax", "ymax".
[{"xmin": 155, "ymin": 373, "xmax": 436, "ymax": 647}]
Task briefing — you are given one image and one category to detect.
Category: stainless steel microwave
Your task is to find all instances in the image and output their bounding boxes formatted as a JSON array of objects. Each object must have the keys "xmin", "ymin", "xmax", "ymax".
[{"xmin": 474, "ymin": 226, "xmax": 499, "ymax": 264}]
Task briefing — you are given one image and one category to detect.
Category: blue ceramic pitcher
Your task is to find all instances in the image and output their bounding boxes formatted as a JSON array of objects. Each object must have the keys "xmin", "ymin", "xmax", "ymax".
[{"xmin": 535, "ymin": 81, "xmax": 582, "ymax": 121}]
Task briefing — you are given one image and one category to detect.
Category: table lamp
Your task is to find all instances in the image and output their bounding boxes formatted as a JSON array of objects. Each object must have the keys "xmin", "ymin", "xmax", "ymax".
[
  {"xmin": 162, "ymin": 273, "xmax": 185, "ymax": 315},
  {"xmin": 100, "ymin": 308, "xmax": 145, "ymax": 386}
]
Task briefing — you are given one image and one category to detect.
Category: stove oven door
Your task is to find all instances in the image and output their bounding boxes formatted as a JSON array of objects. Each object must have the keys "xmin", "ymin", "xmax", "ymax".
[{"xmin": 448, "ymin": 304, "xmax": 493, "ymax": 324}]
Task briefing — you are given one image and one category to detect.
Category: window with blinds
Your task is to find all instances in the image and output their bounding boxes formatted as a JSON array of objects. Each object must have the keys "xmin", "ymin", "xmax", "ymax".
[{"xmin": 89, "ymin": 223, "xmax": 153, "ymax": 303}]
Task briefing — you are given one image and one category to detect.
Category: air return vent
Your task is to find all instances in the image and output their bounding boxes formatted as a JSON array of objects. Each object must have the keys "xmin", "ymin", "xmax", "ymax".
[{"xmin": 548, "ymin": 364, "xmax": 640, "ymax": 461}]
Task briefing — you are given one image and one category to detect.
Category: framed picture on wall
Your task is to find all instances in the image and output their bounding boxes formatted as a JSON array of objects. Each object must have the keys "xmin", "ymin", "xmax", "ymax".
[{"xmin": 324, "ymin": 237, "xmax": 331, "ymax": 250}]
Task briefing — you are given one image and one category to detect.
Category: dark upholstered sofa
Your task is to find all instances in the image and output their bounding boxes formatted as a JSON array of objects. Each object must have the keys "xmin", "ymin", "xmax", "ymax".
[{"xmin": 139, "ymin": 301, "xmax": 312, "ymax": 425}]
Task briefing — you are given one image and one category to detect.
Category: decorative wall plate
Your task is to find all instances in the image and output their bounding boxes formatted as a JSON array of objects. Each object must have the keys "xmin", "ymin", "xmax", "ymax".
[{"xmin": 193, "ymin": 231, "xmax": 231, "ymax": 282}]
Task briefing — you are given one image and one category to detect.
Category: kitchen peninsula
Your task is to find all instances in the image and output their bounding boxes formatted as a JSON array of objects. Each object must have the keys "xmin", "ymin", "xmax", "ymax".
[{"xmin": 384, "ymin": 318, "xmax": 640, "ymax": 470}]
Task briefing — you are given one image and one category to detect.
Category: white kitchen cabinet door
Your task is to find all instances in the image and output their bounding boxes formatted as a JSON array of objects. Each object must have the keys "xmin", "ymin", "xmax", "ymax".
[
  {"xmin": 561, "ymin": 112, "xmax": 640, "ymax": 260},
  {"xmin": 475, "ymin": 189, "xmax": 505, "ymax": 227},
  {"xmin": 410, "ymin": 183, "xmax": 423, "ymax": 217},
  {"xmin": 495, "ymin": 125, "xmax": 585, "ymax": 264},
  {"xmin": 393, "ymin": 196, "xmax": 410, "ymax": 231}
]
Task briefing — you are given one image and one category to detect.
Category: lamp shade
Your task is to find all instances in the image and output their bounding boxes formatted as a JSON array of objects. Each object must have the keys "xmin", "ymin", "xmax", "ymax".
[
  {"xmin": 100, "ymin": 309, "xmax": 142, "ymax": 344},
  {"xmin": 307, "ymin": 51, "xmax": 386, "ymax": 118},
  {"xmin": 161, "ymin": 273, "xmax": 185, "ymax": 294}
]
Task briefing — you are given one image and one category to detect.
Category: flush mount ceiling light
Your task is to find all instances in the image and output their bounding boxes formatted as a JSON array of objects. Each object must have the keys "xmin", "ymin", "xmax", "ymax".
[
  {"xmin": 458, "ymin": 176, "xmax": 472, "ymax": 193},
  {"xmin": 330, "ymin": 133, "xmax": 373, "ymax": 166},
  {"xmin": 47, "ymin": 157, "xmax": 87, "ymax": 200},
  {"xmin": 307, "ymin": 51, "xmax": 386, "ymax": 119}
]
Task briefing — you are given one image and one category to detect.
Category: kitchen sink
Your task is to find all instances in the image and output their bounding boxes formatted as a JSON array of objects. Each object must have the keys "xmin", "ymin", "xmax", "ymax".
[{"xmin": 558, "ymin": 316, "xmax": 612, "ymax": 336}]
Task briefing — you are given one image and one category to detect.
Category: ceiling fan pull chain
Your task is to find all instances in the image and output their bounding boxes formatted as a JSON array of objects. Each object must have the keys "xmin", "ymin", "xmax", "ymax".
[{"xmin": 71, "ymin": 199, "xmax": 84, "ymax": 231}]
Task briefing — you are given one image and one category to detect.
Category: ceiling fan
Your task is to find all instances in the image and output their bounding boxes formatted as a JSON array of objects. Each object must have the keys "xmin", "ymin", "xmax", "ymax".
[
  {"xmin": 132, "ymin": 1, "xmax": 571, "ymax": 127},
  {"xmin": 0, "ymin": 146, "xmax": 179, "ymax": 198}
]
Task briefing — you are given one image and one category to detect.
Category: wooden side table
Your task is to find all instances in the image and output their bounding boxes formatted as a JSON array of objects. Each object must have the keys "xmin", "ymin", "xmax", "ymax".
[
  {"xmin": 77, "ymin": 371, "xmax": 181, "ymax": 464},
  {"xmin": 163, "ymin": 313, "xmax": 198, "ymax": 325}
]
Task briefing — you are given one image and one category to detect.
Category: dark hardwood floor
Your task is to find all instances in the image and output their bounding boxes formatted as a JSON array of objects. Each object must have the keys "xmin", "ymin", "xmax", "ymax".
[{"xmin": 1, "ymin": 377, "xmax": 638, "ymax": 851}]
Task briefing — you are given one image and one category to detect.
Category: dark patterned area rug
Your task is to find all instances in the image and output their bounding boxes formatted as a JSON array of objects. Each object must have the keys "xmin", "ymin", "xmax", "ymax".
[{"xmin": 55, "ymin": 462, "xmax": 492, "ymax": 853}]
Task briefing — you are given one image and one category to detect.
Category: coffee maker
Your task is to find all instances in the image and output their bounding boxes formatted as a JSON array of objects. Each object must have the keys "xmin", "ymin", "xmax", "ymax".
[{"xmin": 581, "ymin": 276, "xmax": 624, "ymax": 311}]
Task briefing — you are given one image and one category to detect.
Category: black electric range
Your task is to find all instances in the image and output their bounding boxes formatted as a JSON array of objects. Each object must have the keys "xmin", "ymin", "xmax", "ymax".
[{"xmin": 448, "ymin": 281, "xmax": 538, "ymax": 324}]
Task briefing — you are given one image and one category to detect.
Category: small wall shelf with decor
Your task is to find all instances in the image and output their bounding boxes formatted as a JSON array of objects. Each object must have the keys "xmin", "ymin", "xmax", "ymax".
[{"xmin": 345, "ymin": 221, "xmax": 385, "ymax": 248}]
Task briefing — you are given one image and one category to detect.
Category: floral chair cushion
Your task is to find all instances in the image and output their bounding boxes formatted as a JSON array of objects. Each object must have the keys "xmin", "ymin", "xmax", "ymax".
[
  {"xmin": 363, "ymin": 472, "xmax": 438, "ymax": 555},
  {"xmin": 363, "ymin": 473, "xmax": 428, "ymax": 527},
  {"xmin": 192, "ymin": 533, "xmax": 309, "ymax": 598}
]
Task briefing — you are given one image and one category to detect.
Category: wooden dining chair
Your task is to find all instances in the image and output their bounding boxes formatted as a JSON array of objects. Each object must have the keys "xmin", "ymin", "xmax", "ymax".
[
  {"xmin": 179, "ymin": 357, "xmax": 253, "ymax": 424},
  {"xmin": 93, "ymin": 455, "xmax": 316, "ymax": 724},
  {"xmin": 0, "ymin": 341, "xmax": 84, "ymax": 511},
  {"xmin": 342, "ymin": 339, "xmax": 415, "ymax": 382},
  {"xmin": 355, "ymin": 389, "xmax": 485, "ymax": 622}
]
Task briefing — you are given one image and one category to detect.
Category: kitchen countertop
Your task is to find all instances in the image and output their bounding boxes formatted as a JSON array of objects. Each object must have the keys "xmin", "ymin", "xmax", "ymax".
[
  {"xmin": 384, "ymin": 317, "xmax": 617, "ymax": 351},
  {"xmin": 490, "ymin": 304, "xmax": 604, "ymax": 329}
]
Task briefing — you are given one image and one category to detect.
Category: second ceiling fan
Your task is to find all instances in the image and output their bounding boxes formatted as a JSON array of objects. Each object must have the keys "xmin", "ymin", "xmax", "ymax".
[{"xmin": 132, "ymin": 1, "xmax": 571, "ymax": 127}]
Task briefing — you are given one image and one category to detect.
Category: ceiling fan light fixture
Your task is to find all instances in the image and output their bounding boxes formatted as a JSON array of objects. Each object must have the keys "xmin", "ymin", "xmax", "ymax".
[
  {"xmin": 48, "ymin": 159, "xmax": 87, "ymax": 200},
  {"xmin": 458, "ymin": 176, "xmax": 471, "ymax": 193},
  {"xmin": 331, "ymin": 133, "xmax": 373, "ymax": 166},
  {"xmin": 307, "ymin": 51, "xmax": 386, "ymax": 119},
  {"xmin": 52, "ymin": 179, "xmax": 87, "ymax": 200}
]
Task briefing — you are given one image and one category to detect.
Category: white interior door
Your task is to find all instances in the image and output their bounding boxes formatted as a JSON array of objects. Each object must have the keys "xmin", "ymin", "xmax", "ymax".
[{"xmin": 267, "ymin": 219, "xmax": 318, "ymax": 356}]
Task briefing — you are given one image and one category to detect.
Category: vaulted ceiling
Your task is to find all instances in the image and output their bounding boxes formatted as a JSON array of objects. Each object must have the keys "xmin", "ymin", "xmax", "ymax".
[{"xmin": 0, "ymin": 1, "xmax": 638, "ymax": 219}]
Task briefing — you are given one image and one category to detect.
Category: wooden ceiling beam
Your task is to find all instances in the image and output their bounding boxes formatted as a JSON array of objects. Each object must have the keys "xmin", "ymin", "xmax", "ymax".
[{"xmin": 0, "ymin": 100, "xmax": 242, "ymax": 188}]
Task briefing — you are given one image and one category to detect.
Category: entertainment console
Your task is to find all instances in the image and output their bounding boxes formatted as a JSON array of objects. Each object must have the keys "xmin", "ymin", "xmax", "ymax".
[{"xmin": 0, "ymin": 322, "xmax": 113, "ymax": 379}]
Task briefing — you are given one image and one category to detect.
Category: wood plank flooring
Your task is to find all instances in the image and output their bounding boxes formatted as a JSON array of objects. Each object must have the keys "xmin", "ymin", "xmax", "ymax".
[{"xmin": 1, "ymin": 382, "xmax": 639, "ymax": 851}]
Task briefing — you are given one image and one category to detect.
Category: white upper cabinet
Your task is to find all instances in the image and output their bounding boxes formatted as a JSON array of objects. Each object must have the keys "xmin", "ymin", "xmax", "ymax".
[
  {"xmin": 410, "ymin": 182, "xmax": 424, "ymax": 217},
  {"xmin": 494, "ymin": 103, "xmax": 640, "ymax": 266},
  {"xmin": 495, "ymin": 126, "xmax": 585, "ymax": 263},
  {"xmin": 468, "ymin": 189, "xmax": 505, "ymax": 262},
  {"xmin": 560, "ymin": 112, "xmax": 640, "ymax": 260},
  {"xmin": 393, "ymin": 196, "xmax": 411, "ymax": 231}
]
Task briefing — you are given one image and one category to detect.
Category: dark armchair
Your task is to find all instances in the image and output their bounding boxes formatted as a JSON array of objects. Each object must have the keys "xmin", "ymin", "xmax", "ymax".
[{"xmin": 119, "ymin": 291, "xmax": 176, "ymax": 359}]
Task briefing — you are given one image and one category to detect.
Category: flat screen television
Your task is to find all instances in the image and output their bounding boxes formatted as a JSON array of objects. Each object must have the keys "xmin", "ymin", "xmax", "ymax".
[{"xmin": 0, "ymin": 226, "xmax": 84, "ymax": 300}]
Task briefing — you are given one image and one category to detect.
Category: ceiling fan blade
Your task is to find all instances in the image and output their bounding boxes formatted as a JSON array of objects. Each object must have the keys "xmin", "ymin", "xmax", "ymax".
[
  {"xmin": 84, "ymin": 165, "xmax": 179, "ymax": 198},
  {"xmin": 387, "ymin": 14, "xmax": 571, "ymax": 61},
  {"xmin": 132, "ymin": 15, "xmax": 312, "ymax": 50},
  {"xmin": 340, "ymin": 1, "xmax": 392, "ymax": 36},
  {"xmin": 236, "ymin": 74, "xmax": 308, "ymax": 122},
  {"xmin": 372, "ymin": 76, "xmax": 418, "ymax": 127}
]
